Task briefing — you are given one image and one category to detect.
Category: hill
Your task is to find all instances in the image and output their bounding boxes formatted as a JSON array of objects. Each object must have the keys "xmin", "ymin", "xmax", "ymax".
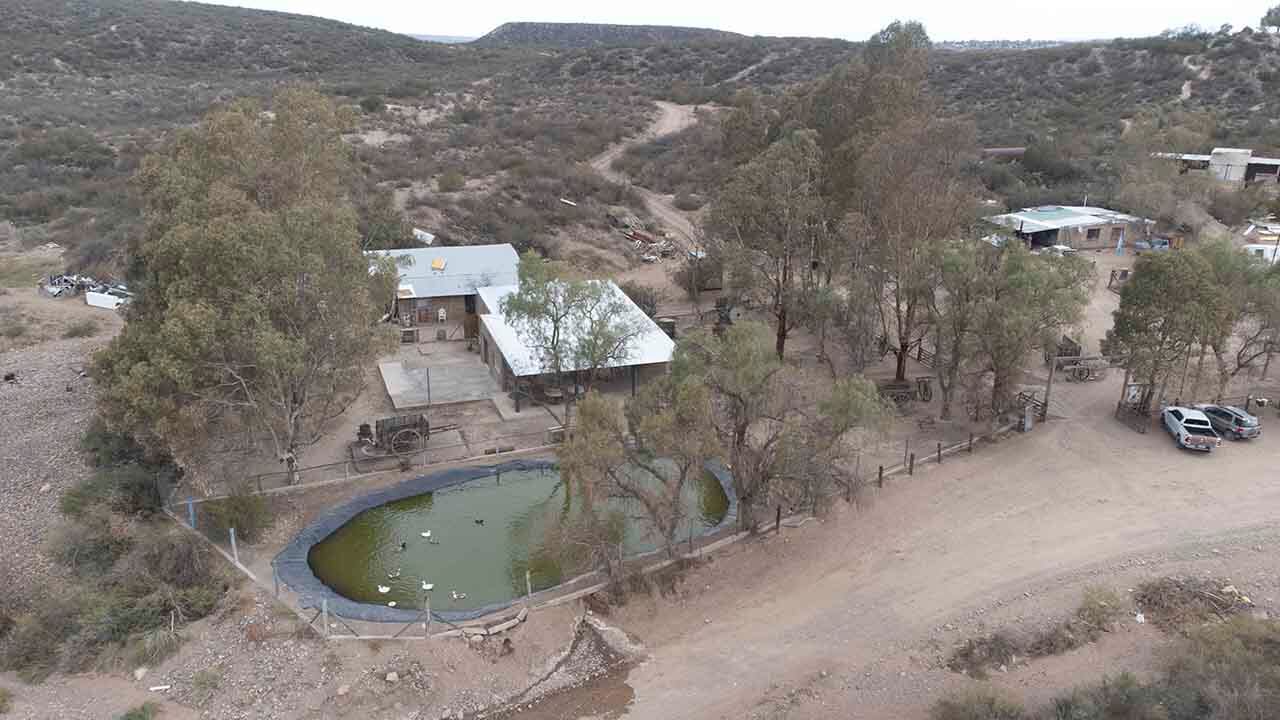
[{"xmin": 475, "ymin": 21, "xmax": 742, "ymax": 47}]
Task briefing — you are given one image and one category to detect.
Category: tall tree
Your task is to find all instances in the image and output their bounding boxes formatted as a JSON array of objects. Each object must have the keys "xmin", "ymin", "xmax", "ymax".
[
  {"xmin": 971, "ymin": 244, "xmax": 1094, "ymax": 416},
  {"xmin": 672, "ymin": 321, "xmax": 888, "ymax": 531},
  {"xmin": 707, "ymin": 130, "xmax": 825, "ymax": 359},
  {"xmin": 93, "ymin": 87, "xmax": 397, "ymax": 479},
  {"xmin": 849, "ymin": 117, "xmax": 980, "ymax": 381},
  {"xmin": 931, "ymin": 240, "xmax": 998, "ymax": 420},
  {"xmin": 558, "ymin": 379, "xmax": 718, "ymax": 559}
]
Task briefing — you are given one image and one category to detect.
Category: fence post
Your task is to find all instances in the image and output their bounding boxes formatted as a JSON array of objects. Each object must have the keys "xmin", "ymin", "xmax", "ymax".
[
  {"xmin": 775, "ymin": 505, "xmax": 781, "ymax": 534},
  {"xmin": 909, "ymin": 453, "xmax": 915, "ymax": 476},
  {"xmin": 256, "ymin": 476, "xmax": 263, "ymax": 494},
  {"xmin": 229, "ymin": 527, "xmax": 239, "ymax": 566},
  {"xmin": 186, "ymin": 498, "xmax": 195, "ymax": 528},
  {"xmin": 937, "ymin": 441, "xmax": 942, "ymax": 464},
  {"xmin": 968, "ymin": 432, "xmax": 974, "ymax": 453},
  {"xmin": 321, "ymin": 598, "xmax": 330, "ymax": 639},
  {"xmin": 273, "ymin": 566, "xmax": 280, "ymax": 598},
  {"xmin": 525, "ymin": 569, "xmax": 532, "ymax": 604},
  {"xmin": 425, "ymin": 593, "xmax": 432, "ymax": 635},
  {"xmin": 903, "ymin": 439, "xmax": 909, "ymax": 466},
  {"xmin": 877, "ymin": 465, "xmax": 884, "ymax": 488}
]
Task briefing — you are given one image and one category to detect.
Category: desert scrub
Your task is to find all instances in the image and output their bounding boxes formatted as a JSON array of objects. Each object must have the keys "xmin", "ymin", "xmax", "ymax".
[
  {"xmin": 116, "ymin": 703, "xmax": 159, "ymax": 720},
  {"xmin": 62, "ymin": 319, "xmax": 98, "ymax": 338},
  {"xmin": 930, "ymin": 689, "xmax": 1025, "ymax": 720}
]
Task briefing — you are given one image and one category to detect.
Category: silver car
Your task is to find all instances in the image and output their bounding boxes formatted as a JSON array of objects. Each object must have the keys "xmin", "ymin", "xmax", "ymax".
[{"xmin": 1195, "ymin": 404, "xmax": 1261, "ymax": 440}]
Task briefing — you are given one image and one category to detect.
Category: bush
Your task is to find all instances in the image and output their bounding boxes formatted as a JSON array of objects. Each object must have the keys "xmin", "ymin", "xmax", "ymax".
[
  {"xmin": 0, "ymin": 594, "xmax": 82, "ymax": 682},
  {"xmin": 359, "ymin": 95, "xmax": 386, "ymax": 114},
  {"xmin": 437, "ymin": 170, "xmax": 465, "ymax": 192},
  {"xmin": 61, "ymin": 464, "xmax": 163, "ymax": 518},
  {"xmin": 117, "ymin": 703, "xmax": 159, "ymax": 720},
  {"xmin": 203, "ymin": 486, "xmax": 271, "ymax": 542},
  {"xmin": 1133, "ymin": 577, "xmax": 1249, "ymax": 630},
  {"xmin": 948, "ymin": 633, "xmax": 1020, "ymax": 679},
  {"xmin": 48, "ymin": 510, "xmax": 132, "ymax": 577},
  {"xmin": 931, "ymin": 689, "xmax": 1025, "ymax": 720},
  {"xmin": 673, "ymin": 192, "xmax": 705, "ymax": 211},
  {"xmin": 0, "ymin": 686, "xmax": 11, "ymax": 714},
  {"xmin": 619, "ymin": 281, "xmax": 661, "ymax": 317},
  {"xmin": 61, "ymin": 319, "xmax": 98, "ymax": 338}
]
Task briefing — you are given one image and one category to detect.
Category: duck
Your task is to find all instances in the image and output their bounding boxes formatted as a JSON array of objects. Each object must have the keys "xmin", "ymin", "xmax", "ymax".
[
  {"xmin": 427, "ymin": 537, "xmax": 440, "ymax": 545},
  {"xmin": 387, "ymin": 601, "xmax": 397, "ymax": 608},
  {"xmin": 397, "ymin": 541, "xmax": 407, "ymax": 552},
  {"xmin": 422, "ymin": 582, "xmax": 434, "ymax": 591},
  {"xmin": 377, "ymin": 585, "xmax": 391, "ymax": 594},
  {"xmin": 473, "ymin": 519, "xmax": 484, "ymax": 526},
  {"xmin": 387, "ymin": 569, "xmax": 402, "ymax": 579},
  {"xmin": 450, "ymin": 590, "xmax": 467, "ymax": 601},
  {"xmin": 420, "ymin": 530, "xmax": 432, "ymax": 538}
]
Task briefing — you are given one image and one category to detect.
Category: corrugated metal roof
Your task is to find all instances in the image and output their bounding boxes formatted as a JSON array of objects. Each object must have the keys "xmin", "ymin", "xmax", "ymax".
[
  {"xmin": 986, "ymin": 205, "xmax": 1150, "ymax": 234},
  {"xmin": 478, "ymin": 282, "xmax": 674, "ymax": 377},
  {"xmin": 367, "ymin": 244, "xmax": 519, "ymax": 299}
]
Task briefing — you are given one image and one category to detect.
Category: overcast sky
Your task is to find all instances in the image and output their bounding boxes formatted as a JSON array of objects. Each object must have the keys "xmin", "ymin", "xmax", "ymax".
[{"xmin": 198, "ymin": 0, "xmax": 1271, "ymax": 41}]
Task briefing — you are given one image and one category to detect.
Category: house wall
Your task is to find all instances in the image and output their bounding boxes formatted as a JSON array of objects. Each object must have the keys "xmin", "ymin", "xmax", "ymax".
[
  {"xmin": 394, "ymin": 294, "xmax": 475, "ymax": 338},
  {"xmin": 1055, "ymin": 221, "xmax": 1147, "ymax": 250}
]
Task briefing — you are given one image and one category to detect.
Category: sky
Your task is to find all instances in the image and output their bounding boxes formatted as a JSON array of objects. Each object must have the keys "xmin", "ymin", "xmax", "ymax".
[{"xmin": 198, "ymin": 0, "xmax": 1272, "ymax": 41}]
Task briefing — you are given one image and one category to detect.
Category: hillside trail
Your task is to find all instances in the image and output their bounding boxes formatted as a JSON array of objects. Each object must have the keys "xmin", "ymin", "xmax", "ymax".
[
  {"xmin": 588, "ymin": 102, "xmax": 701, "ymax": 251},
  {"xmin": 1180, "ymin": 54, "xmax": 1212, "ymax": 100}
]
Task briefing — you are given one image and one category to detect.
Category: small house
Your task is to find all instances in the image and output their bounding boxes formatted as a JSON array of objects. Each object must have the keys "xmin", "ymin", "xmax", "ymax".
[
  {"xmin": 367, "ymin": 244, "xmax": 519, "ymax": 339},
  {"xmin": 986, "ymin": 206, "xmax": 1153, "ymax": 251}
]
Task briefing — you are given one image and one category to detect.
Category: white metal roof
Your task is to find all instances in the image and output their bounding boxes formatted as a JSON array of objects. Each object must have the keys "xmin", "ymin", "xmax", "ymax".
[
  {"xmin": 367, "ymin": 244, "xmax": 519, "ymax": 299},
  {"xmin": 478, "ymin": 281, "xmax": 675, "ymax": 377},
  {"xmin": 986, "ymin": 205, "xmax": 1151, "ymax": 234}
]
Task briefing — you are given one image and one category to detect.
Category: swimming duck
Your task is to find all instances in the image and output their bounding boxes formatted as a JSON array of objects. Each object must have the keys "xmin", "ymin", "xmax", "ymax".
[
  {"xmin": 450, "ymin": 590, "xmax": 467, "ymax": 601},
  {"xmin": 422, "ymin": 582, "xmax": 434, "ymax": 591},
  {"xmin": 377, "ymin": 585, "xmax": 391, "ymax": 594},
  {"xmin": 420, "ymin": 530, "xmax": 432, "ymax": 538}
]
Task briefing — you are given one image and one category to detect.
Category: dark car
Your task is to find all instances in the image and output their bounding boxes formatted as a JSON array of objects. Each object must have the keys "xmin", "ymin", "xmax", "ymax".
[{"xmin": 1195, "ymin": 404, "xmax": 1261, "ymax": 440}]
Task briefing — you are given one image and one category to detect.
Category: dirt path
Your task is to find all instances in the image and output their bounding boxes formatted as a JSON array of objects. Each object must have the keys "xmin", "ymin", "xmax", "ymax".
[
  {"xmin": 588, "ymin": 102, "xmax": 701, "ymax": 250},
  {"xmin": 509, "ymin": 355, "xmax": 1280, "ymax": 718}
]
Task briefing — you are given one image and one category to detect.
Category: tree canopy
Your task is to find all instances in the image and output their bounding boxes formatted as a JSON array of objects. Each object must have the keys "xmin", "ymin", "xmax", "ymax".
[{"xmin": 93, "ymin": 87, "xmax": 396, "ymax": 477}]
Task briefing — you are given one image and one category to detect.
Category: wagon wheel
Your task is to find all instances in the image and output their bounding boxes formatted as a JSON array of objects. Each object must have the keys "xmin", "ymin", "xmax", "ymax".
[
  {"xmin": 391, "ymin": 427, "xmax": 425, "ymax": 455},
  {"xmin": 1070, "ymin": 366, "xmax": 1091, "ymax": 382}
]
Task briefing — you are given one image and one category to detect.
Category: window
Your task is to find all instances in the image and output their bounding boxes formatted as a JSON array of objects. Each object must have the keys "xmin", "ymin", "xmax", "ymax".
[
  {"xmin": 464, "ymin": 294, "xmax": 476, "ymax": 314},
  {"xmin": 1170, "ymin": 409, "xmax": 1183, "ymax": 421},
  {"xmin": 1086, "ymin": 228, "xmax": 1101, "ymax": 240}
]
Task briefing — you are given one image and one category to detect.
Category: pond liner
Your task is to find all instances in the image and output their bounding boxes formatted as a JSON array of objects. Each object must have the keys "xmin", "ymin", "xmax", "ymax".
[{"xmin": 273, "ymin": 458, "xmax": 737, "ymax": 624}]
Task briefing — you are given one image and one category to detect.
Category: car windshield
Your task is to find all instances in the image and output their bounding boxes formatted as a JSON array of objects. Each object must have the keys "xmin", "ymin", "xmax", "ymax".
[{"xmin": 1184, "ymin": 419, "xmax": 1211, "ymax": 427}]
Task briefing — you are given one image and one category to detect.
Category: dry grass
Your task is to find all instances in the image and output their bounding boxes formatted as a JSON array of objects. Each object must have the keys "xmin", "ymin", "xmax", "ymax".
[{"xmin": 1133, "ymin": 577, "xmax": 1251, "ymax": 631}]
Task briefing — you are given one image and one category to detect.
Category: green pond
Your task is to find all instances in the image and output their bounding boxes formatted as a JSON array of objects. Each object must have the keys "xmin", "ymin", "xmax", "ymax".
[{"xmin": 307, "ymin": 466, "xmax": 729, "ymax": 612}]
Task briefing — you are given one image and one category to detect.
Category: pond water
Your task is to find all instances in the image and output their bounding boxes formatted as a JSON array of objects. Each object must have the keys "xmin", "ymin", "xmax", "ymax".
[{"xmin": 307, "ymin": 465, "xmax": 729, "ymax": 612}]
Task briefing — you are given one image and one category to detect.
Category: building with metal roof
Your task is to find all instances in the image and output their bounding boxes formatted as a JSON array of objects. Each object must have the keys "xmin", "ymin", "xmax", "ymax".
[
  {"xmin": 475, "ymin": 282, "xmax": 674, "ymax": 391},
  {"xmin": 367, "ymin": 244, "xmax": 519, "ymax": 340},
  {"xmin": 1155, "ymin": 147, "xmax": 1280, "ymax": 185},
  {"xmin": 986, "ymin": 205, "xmax": 1153, "ymax": 250}
]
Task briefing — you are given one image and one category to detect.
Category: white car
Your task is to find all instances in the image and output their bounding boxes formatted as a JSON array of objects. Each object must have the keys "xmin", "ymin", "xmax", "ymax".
[{"xmin": 1162, "ymin": 406, "xmax": 1222, "ymax": 452}]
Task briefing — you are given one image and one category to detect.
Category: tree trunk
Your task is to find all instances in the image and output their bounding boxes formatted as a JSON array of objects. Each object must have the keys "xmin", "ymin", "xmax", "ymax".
[
  {"xmin": 895, "ymin": 340, "xmax": 909, "ymax": 382},
  {"xmin": 775, "ymin": 304, "xmax": 788, "ymax": 360}
]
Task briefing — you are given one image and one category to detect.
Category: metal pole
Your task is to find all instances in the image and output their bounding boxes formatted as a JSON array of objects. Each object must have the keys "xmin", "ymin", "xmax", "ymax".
[
  {"xmin": 321, "ymin": 598, "xmax": 330, "ymax": 639},
  {"xmin": 877, "ymin": 465, "xmax": 884, "ymax": 488},
  {"xmin": 229, "ymin": 527, "xmax": 239, "ymax": 565},
  {"xmin": 425, "ymin": 593, "xmax": 432, "ymax": 635},
  {"xmin": 908, "ymin": 453, "xmax": 915, "ymax": 476},
  {"xmin": 937, "ymin": 442, "xmax": 942, "ymax": 464},
  {"xmin": 903, "ymin": 439, "xmax": 909, "ymax": 466},
  {"xmin": 525, "ymin": 569, "xmax": 532, "ymax": 603},
  {"xmin": 968, "ymin": 432, "xmax": 974, "ymax": 453},
  {"xmin": 426, "ymin": 366, "xmax": 431, "ymax": 407},
  {"xmin": 273, "ymin": 567, "xmax": 280, "ymax": 597},
  {"xmin": 775, "ymin": 505, "xmax": 781, "ymax": 534},
  {"xmin": 1042, "ymin": 356, "xmax": 1058, "ymax": 422},
  {"xmin": 186, "ymin": 499, "xmax": 195, "ymax": 528}
]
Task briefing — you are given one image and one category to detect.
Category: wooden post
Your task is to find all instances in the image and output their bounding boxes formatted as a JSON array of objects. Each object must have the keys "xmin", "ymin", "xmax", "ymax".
[
  {"xmin": 937, "ymin": 441, "xmax": 942, "ymax": 464},
  {"xmin": 425, "ymin": 593, "xmax": 432, "ymax": 635},
  {"xmin": 774, "ymin": 505, "xmax": 781, "ymax": 534},
  {"xmin": 1042, "ymin": 356, "xmax": 1057, "ymax": 422},
  {"xmin": 968, "ymin": 432, "xmax": 974, "ymax": 453},
  {"xmin": 229, "ymin": 527, "xmax": 239, "ymax": 565},
  {"xmin": 321, "ymin": 598, "xmax": 330, "ymax": 639},
  {"xmin": 525, "ymin": 569, "xmax": 533, "ymax": 603},
  {"xmin": 908, "ymin": 453, "xmax": 915, "ymax": 476},
  {"xmin": 877, "ymin": 465, "xmax": 884, "ymax": 488},
  {"xmin": 903, "ymin": 438, "xmax": 909, "ymax": 466},
  {"xmin": 273, "ymin": 567, "xmax": 280, "ymax": 597}
]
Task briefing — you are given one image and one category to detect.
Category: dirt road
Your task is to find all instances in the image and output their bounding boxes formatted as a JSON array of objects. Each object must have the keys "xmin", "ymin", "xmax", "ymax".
[
  {"xmin": 588, "ymin": 102, "xmax": 701, "ymax": 250},
  {"xmin": 514, "ymin": 361, "xmax": 1280, "ymax": 719}
]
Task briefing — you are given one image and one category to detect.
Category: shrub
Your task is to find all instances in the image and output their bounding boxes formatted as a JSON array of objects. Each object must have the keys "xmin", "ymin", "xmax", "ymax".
[
  {"xmin": 1046, "ymin": 673, "xmax": 1168, "ymax": 720},
  {"xmin": 61, "ymin": 319, "xmax": 98, "ymax": 338},
  {"xmin": 0, "ymin": 319, "xmax": 27, "ymax": 339},
  {"xmin": 673, "ymin": 192, "xmax": 705, "ymax": 211},
  {"xmin": 0, "ymin": 686, "xmax": 11, "ymax": 714},
  {"xmin": 48, "ymin": 510, "xmax": 132, "ymax": 577},
  {"xmin": 192, "ymin": 668, "xmax": 221, "ymax": 704},
  {"xmin": 125, "ymin": 627, "xmax": 181, "ymax": 668},
  {"xmin": 0, "ymin": 594, "xmax": 82, "ymax": 683},
  {"xmin": 930, "ymin": 689, "xmax": 1025, "ymax": 720},
  {"xmin": 61, "ymin": 464, "xmax": 163, "ymax": 518},
  {"xmin": 359, "ymin": 95, "xmax": 386, "ymax": 114},
  {"xmin": 437, "ymin": 170, "xmax": 465, "ymax": 192},
  {"xmin": 203, "ymin": 485, "xmax": 271, "ymax": 542},
  {"xmin": 947, "ymin": 633, "xmax": 1020, "ymax": 678},
  {"xmin": 117, "ymin": 703, "xmax": 159, "ymax": 720},
  {"xmin": 1133, "ymin": 577, "xmax": 1249, "ymax": 630},
  {"xmin": 619, "ymin": 281, "xmax": 661, "ymax": 317}
]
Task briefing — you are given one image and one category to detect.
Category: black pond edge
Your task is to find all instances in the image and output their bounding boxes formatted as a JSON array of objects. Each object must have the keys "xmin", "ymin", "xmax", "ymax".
[{"xmin": 272, "ymin": 458, "xmax": 737, "ymax": 624}]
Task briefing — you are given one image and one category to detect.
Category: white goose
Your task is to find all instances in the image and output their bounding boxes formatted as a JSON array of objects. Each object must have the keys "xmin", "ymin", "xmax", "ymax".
[
  {"xmin": 377, "ymin": 585, "xmax": 391, "ymax": 594},
  {"xmin": 421, "ymin": 582, "xmax": 434, "ymax": 591},
  {"xmin": 450, "ymin": 590, "xmax": 467, "ymax": 601},
  {"xmin": 420, "ymin": 530, "xmax": 432, "ymax": 538}
]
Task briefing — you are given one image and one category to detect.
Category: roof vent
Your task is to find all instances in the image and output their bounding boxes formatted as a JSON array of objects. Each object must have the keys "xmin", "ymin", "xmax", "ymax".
[{"xmin": 430, "ymin": 257, "xmax": 447, "ymax": 272}]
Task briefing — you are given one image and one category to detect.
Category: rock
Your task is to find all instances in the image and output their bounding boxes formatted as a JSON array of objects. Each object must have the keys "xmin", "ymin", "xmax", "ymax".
[
  {"xmin": 385, "ymin": 672, "xmax": 399, "ymax": 683},
  {"xmin": 38, "ymin": 483, "xmax": 52, "ymax": 493},
  {"xmin": 337, "ymin": 684, "xmax": 350, "ymax": 696},
  {"xmin": 1221, "ymin": 584, "xmax": 1238, "ymax": 595},
  {"xmin": 133, "ymin": 666, "xmax": 149, "ymax": 681}
]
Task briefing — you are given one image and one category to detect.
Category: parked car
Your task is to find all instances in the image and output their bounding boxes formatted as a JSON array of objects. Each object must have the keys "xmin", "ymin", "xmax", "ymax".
[
  {"xmin": 1193, "ymin": 404, "xmax": 1261, "ymax": 440},
  {"xmin": 1162, "ymin": 406, "xmax": 1222, "ymax": 452},
  {"xmin": 1134, "ymin": 238, "xmax": 1171, "ymax": 254}
]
